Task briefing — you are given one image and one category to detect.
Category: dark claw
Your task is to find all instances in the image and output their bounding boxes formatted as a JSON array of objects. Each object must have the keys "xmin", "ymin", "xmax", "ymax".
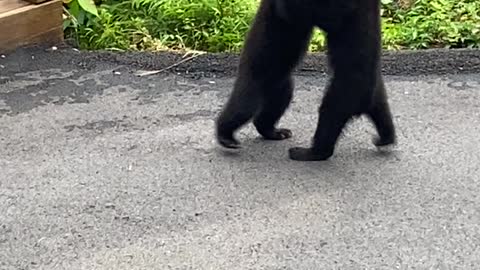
[
  {"xmin": 261, "ymin": 128, "xmax": 293, "ymax": 140},
  {"xmin": 217, "ymin": 135, "xmax": 241, "ymax": 149}
]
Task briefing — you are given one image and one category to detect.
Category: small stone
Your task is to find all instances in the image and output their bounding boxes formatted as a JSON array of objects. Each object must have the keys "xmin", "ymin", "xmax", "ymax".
[{"xmin": 105, "ymin": 203, "xmax": 115, "ymax": 209}]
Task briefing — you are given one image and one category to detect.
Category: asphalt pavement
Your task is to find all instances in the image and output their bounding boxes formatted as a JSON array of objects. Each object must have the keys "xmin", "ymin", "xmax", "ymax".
[{"xmin": 1, "ymin": 46, "xmax": 480, "ymax": 269}]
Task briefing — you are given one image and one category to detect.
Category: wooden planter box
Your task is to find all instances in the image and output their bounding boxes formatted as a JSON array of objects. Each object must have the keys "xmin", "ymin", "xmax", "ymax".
[{"xmin": 0, "ymin": 0, "xmax": 63, "ymax": 52}]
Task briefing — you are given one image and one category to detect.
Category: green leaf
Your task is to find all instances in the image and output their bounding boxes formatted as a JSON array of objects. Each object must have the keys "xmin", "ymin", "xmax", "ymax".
[
  {"xmin": 78, "ymin": 0, "xmax": 99, "ymax": 16},
  {"xmin": 63, "ymin": 19, "xmax": 72, "ymax": 30},
  {"xmin": 77, "ymin": 9, "xmax": 86, "ymax": 25},
  {"xmin": 68, "ymin": 0, "xmax": 80, "ymax": 18}
]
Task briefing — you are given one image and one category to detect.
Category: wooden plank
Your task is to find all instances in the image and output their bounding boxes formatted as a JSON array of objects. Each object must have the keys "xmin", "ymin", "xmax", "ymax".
[
  {"xmin": 0, "ymin": 0, "xmax": 29, "ymax": 14},
  {"xmin": 0, "ymin": 0, "xmax": 64, "ymax": 52},
  {"xmin": 0, "ymin": 26, "xmax": 63, "ymax": 52}
]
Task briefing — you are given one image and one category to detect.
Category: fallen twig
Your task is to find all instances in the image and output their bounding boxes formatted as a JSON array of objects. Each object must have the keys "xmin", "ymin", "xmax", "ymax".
[{"xmin": 135, "ymin": 51, "xmax": 205, "ymax": 77}]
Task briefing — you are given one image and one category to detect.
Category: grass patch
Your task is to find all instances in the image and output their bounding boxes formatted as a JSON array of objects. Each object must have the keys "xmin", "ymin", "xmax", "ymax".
[{"xmin": 63, "ymin": 0, "xmax": 480, "ymax": 52}]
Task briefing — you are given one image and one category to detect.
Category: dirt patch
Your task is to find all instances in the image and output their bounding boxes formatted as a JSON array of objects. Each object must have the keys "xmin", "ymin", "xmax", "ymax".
[{"xmin": 2, "ymin": 45, "xmax": 480, "ymax": 78}]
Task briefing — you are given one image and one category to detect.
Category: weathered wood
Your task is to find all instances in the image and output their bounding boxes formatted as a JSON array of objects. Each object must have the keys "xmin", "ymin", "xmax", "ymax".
[
  {"xmin": 0, "ymin": 0, "xmax": 29, "ymax": 13},
  {"xmin": 0, "ymin": 0, "xmax": 64, "ymax": 52}
]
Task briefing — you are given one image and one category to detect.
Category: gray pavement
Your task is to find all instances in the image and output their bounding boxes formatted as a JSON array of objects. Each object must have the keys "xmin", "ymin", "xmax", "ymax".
[{"xmin": 1, "ymin": 47, "xmax": 480, "ymax": 269}]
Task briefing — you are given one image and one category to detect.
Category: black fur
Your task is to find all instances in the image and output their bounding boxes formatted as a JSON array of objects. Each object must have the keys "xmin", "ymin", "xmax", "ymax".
[{"xmin": 215, "ymin": 0, "xmax": 396, "ymax": 161}]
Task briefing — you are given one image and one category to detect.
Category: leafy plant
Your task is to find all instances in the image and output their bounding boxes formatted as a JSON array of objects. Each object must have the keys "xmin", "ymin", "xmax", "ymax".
[
  {"xmin": 62, "ymin": 0, "xmax": 480, "ymax": 52},
  {"xmin": 382, "ymin": 0, "xmax": 480, "ymax": 49},
  {"xmin": 63, "ymin": 0, "xmax": 99, "ymax": 30}
]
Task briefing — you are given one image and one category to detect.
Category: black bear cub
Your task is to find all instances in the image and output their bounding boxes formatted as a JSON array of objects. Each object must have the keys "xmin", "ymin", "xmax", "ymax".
[{"xmin": 215, "ymin": 0, "xmax": 396, "ymax": 161}]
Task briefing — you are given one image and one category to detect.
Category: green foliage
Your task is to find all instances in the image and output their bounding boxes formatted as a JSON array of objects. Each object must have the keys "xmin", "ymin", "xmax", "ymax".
[
  {"xmin": 382, "ymin": 0, "xmax": 480, "ymax": 49},
  {"xmin": 64, "ymin": 0, "xmax": 257, "ymax": 51},
  {"xmin": 63, "ymin": 0, "xmax": 99, "ymax": 30},
  {"xmin": 63, "ymin": 0, "xmax": 480, "ymax": 52}
]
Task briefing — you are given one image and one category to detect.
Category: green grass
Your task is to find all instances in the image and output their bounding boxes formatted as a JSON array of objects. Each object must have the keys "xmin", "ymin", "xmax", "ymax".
[
  {"xmin": 63, "ymin": 0, "xmax": 480, "ymax": 52},
  {"xmin": 381, "ymin": 0, "xmax": 480, "ymax": 49}
]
